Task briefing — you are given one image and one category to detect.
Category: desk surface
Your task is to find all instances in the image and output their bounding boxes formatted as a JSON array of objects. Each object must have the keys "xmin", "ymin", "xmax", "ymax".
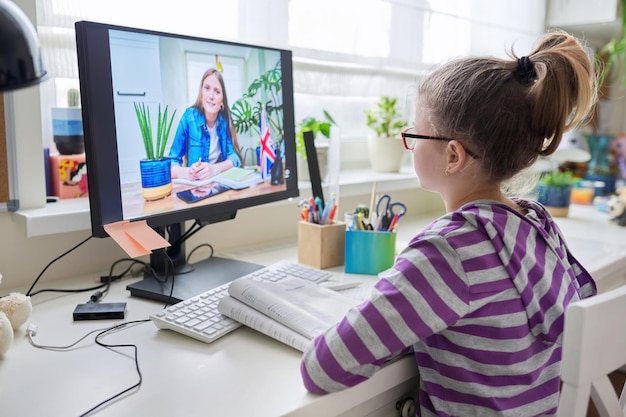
[
  {"xmin": 121, "ymin": 179, "xmax": 287, "ymax": 220},
  {"xmin": 2, "ymin": 204, "xmax": 626, "ymax": 417},
  {"xmin": 1, "ymin": 249, "xmax": 418, "ymax": 417}
]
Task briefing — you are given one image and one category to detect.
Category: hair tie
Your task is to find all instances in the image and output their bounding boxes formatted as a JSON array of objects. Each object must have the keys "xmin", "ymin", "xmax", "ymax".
[{"xmin": 516, "ymin": 56, "xmax": 536, "ymax": 81}]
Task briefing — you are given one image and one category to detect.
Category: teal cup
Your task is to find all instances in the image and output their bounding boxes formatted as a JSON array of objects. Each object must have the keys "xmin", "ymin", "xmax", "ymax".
[{"xmin": 344, "ymin": 230, "xmax": 396, "ymax": 275}]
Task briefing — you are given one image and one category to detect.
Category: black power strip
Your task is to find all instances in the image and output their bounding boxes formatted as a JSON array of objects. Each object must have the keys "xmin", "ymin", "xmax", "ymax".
[{"xmin": 73, "ymin": 302, "xmax": 127, "ymax": 321}]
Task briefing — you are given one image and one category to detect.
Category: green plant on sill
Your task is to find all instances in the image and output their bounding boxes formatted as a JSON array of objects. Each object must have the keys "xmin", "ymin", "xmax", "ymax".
[
  {"xmin": 597, "ymin": 0, "xmax": 626, "ymax": 86},
  {"xmin": 134, "ymin": 102, "xmax": 176, "ymax": 160},
  {"xmin": 67, "ymin": 88, "xmax": 80, "ymax": 107},
  {"xmin": 539, "ymin": 170, "xmax": 577, "ymax": 187},
  {"xmin": 295, "ymin": 111, "xmax": 337, "ymax": 160},
  {"xmin": 364, "ymin": 96, "xmax": 405, "ymax": 138}
]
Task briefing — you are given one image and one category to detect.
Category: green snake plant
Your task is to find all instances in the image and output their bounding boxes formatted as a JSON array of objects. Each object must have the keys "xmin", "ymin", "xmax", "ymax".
[{"xmin": 133, "ymin": 102, "xmax": 176, "ymax": 160}]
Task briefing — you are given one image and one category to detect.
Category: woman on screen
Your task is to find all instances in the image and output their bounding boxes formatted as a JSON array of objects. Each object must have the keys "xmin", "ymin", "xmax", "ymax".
[{"xmin": 169, "ymin": 68, "xmax": 243, "ymax": 181}]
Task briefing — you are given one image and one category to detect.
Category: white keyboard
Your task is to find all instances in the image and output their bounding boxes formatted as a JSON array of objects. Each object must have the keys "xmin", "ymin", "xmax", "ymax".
[{"xmin": 149, "ymin": 261, "xmax": 333, "ymax": 343}]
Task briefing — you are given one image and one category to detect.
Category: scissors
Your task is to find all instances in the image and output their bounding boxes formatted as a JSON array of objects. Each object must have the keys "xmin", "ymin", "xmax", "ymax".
[{"xmin": 374, "ymin": 194, "xmax": 407, "ymax": 231}]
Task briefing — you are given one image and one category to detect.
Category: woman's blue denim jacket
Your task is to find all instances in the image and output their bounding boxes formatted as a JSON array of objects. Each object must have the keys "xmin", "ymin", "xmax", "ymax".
[{"xmin": 168, "ymin": 107, "xmax": 241, "ymax": 167}]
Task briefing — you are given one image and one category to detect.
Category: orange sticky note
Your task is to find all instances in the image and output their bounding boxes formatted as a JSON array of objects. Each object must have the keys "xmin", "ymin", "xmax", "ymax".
[
  {"xmin": 104, "ymin": 221, "xmax": 152, "ymax": 258},
  {"xmin": 123, "ymin": 220, "xmax": 171, "ymax": 250}
]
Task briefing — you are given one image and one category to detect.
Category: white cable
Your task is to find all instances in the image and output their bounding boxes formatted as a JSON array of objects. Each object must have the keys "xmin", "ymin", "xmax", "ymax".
[
  {"xmin": 26, "ymin": 323, "xmax": 115, "ymax": 350},
  {"xmin": 26, "ymin": 319, "xmax": 150, "ymax": 417}
]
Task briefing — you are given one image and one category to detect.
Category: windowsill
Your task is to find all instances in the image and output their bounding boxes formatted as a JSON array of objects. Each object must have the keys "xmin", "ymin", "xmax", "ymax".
[{"xmin": 13, "ymin": 168, "xmax": 418, "ymax": 237}]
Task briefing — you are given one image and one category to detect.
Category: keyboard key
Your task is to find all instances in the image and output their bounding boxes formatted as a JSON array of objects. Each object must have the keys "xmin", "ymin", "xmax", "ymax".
[{"xmin": 149, "ymin": 261, "xmax": 333, "ymax": 344}]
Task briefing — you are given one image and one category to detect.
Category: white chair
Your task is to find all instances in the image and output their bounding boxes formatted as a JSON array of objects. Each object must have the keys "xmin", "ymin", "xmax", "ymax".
[{"xmin": 557, "ymin": 284, "xmax": 626, "ymax": 417}]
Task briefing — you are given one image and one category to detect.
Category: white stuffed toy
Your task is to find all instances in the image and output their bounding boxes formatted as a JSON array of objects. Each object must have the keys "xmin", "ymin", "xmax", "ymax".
[
  {"xmin": 607, "ymin": 187, "xmax": 626, "ymax": 227},
  {"xmin": 0, "ymin": 273, "xmax": 33, "ymax": 357}
]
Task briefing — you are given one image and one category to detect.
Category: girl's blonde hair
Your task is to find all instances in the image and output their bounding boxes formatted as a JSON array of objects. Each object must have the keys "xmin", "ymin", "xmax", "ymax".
[{"xmin": 419, "ymin": 30, "xmax": 598, "ymax": 183}]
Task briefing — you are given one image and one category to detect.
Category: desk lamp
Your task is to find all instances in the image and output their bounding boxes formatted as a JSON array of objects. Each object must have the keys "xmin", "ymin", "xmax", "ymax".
[{"xmin": 0, "ymin": 0, "xmax": 47, "ymax": 92}]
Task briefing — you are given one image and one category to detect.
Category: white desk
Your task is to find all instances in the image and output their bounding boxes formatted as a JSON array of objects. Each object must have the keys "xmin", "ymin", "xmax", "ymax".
[
  {"xmin": 546, "ymin": 204, "xmax": 626, "ymax": 292},
  {"xmin": 1, "ymin": 250, "xmax": 419, "ymax": 417},
  {"xmin": 2, "ymin": 204, "xmax": 625, "ymax": 417}
]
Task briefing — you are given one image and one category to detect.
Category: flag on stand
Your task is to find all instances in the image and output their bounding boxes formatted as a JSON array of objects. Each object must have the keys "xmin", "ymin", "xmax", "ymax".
[{"xmin": 259, "ymin": 107, "xmax": 276, "ymax": 179}]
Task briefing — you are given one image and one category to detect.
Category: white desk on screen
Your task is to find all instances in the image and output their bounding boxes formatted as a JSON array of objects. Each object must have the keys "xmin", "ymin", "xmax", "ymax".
[{"xmin": 1, "ymin": 204, "xmax": 625, "ymax": 417}]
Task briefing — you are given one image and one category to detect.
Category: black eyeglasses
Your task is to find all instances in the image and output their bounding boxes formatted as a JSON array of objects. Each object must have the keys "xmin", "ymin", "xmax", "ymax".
[{"xmin": 401, "ymin": 127, "xmax": 478, "ymax": 159}]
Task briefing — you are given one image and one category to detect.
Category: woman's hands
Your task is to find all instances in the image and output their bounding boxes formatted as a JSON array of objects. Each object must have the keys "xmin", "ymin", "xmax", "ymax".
[
  {"xmin": 171, "ymin": 159, "xmax": 234, "ymax": 181},
  {"xmin": 188, "ymin": 160, "xmax": 220, "ymax": 180}
]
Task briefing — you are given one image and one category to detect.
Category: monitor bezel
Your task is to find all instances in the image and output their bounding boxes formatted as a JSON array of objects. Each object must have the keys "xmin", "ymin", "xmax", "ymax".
[{"xmin": 75, "ymin": 20, "xmax": 298, "ymax": 238}]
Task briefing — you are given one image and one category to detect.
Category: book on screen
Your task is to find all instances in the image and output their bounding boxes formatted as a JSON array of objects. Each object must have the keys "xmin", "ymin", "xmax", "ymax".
[{"xmin": 173, "ymin": 167, "xmax": 263, "ymax": 189}]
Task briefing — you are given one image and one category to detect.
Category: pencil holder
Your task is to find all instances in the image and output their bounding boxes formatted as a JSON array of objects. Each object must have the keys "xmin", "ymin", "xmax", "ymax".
[
  {"xmin": 344, "ymin": 230, "xmax": 396, "ymax": 275},
  {"xmin": 298, "ymin": 221, "xmax": 346, "ymax": 269}
]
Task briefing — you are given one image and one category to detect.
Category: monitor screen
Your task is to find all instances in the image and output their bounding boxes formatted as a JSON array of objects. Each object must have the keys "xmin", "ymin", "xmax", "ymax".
[{"xmin": 75, "ymin": 21, "xmax": 298, "ymax": 302}]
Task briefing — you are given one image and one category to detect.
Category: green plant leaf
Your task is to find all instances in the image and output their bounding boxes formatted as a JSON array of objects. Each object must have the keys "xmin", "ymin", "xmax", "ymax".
[
  {"xmin": 539, "ymin": 170, "xmax": 576, "ymax": 186},
  {"xmin": 294, "ymin": 111, "xmax": 336, "ymax": 159},
  {"xmin": 323, "ymin": 110, "xmax": 337, "ymax": 125},
  {"xmin": 365, "ymin": 96, "xmax": 405, "ymax": 138},
  {"xmin": 231, "ymin": 99, "xmax": 260, "ymax": 135},
  {"xmin": 319, "ymin": 122, "xmax": 331, "ymax": 138},
  {"xmin": 230, "ymin": 59, "xmax": 284, "ymax": 144},
  {"xmin": 134, "ymin": 102, "xmax": 153, "ymax": 160},
  {"xmin": 597, "ymin": 0, "xmax": 626, "ymax": 87},
  {"xmin": 134, "ymin": 102, "xmax": 176, "ymax": 160}
]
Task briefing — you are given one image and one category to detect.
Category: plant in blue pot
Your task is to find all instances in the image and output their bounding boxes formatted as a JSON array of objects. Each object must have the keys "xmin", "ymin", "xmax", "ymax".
[
  {"xmin": 134, "ymin": 102, "xmax": 176, "ymax": 201},
  {"xmin": 537, "ymin": 170, "xmax": 576, "ymax": 217}
]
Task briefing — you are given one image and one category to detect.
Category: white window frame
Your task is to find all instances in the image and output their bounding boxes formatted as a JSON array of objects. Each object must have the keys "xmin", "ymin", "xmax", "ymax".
[{"xmin": 9, "ymin": 0, "xmax": 546, "ymax": 234}]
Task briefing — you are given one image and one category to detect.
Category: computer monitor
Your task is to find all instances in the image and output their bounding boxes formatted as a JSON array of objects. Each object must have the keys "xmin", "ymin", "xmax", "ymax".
[{"xmin": 75, "ymin": 21, "xmax": 298, "ymax": 303}]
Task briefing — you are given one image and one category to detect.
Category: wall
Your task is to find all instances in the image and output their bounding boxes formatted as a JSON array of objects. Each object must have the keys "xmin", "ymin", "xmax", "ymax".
[
  {"xmin": 1, "ymin": 0, "xmax": 544, "ymax": 292},
  {"xmin": 0, "ymin": 187, "xmax": 444, "ymax": 292}
]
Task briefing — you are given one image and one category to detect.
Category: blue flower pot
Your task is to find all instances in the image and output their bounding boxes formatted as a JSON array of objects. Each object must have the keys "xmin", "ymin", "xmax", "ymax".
[
  {"xmin": 140, "ymin": 158, "xmax": 172, "ymax": 201},
  {"xmin": 537, "ymin": 184, "xmax": 571, "ymax": 217}
]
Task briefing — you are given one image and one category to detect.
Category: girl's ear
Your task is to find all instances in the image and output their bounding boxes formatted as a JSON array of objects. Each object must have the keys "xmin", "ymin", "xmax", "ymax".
[{"xmin": 445, "ymin": 140, "xmax": 470, "ymax": 174}]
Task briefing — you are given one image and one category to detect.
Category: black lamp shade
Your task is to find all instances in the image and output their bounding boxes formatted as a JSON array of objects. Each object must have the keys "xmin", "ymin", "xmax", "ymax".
[{"xmin": 0, "ymin": 0, "xmax": 47, "ymax": 92}]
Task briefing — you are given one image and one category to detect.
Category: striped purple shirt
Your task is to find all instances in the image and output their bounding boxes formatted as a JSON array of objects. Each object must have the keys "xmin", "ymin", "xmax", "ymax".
[{"xmin": 301, "ymin": 199, "xmax": 596, "ymax": 417}]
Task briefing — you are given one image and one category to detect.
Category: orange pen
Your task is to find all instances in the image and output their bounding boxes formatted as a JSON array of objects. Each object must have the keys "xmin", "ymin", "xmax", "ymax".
[
  {"xmin": 387, "ymin": 213, "xmax": 400, "ymax": 232},
  {"xmin": 328, "ymin": 204, "xmax": 337, "ymax": 222}
]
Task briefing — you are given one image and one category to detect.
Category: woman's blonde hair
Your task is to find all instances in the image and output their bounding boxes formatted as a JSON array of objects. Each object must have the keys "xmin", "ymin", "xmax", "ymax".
[{"xmin": 193, "ymin": 68, "xmax": 243, "ymax": 165}]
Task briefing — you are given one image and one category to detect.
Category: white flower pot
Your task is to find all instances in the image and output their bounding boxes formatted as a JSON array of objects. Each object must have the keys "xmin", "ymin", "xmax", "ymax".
[
  {"xmin": 367, "ymin": 136, "xmax": 406, "ymax": 173},
  {"xmin": 297, "ymin": 146, "xmax": 328, "ymax": 181}
]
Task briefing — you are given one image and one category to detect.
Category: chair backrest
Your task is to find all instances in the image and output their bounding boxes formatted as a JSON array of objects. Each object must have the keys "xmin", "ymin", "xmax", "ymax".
[{"xmin": 557, "ymin": 284, "xmax": 626, "ymax": 417}]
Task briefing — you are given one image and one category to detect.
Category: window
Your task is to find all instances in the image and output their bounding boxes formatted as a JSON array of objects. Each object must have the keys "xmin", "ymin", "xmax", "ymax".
[
  {"xmin": 11, "ymin": 0, "xmax": 545, "ymax": 209},
  {"xmin": 36, "ymin": 0, "xmax": 545, "ymax": 146},
  {"xmin": 288, "ymin": 0, "xmax": 391, "ymax": 57}
]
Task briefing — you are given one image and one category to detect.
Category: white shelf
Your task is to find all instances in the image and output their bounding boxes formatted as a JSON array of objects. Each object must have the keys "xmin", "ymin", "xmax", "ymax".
[
  {"xmin": 12, "ymin": 197, "xmax": 92, "ymax": 237},
  {"xmin": 13, "ymin": 168, "xmax": 418, "ymax": 237}
]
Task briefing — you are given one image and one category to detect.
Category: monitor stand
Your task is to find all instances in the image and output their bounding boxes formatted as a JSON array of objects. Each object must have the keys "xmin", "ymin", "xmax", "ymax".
[{"xmin": 126, "ymin": 256, "xmax": 263, "ymax": 304}]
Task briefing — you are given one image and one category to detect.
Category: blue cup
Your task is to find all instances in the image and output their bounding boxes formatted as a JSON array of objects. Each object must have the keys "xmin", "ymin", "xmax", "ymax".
[{"xmin": 344, "ymin": 230, "xmax": 396, "ymax": 275}]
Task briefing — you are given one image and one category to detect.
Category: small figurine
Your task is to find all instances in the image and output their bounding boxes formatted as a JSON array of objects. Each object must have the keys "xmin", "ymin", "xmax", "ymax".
[
  {"xmin": 610, "ymin": 134, "xmax": 626, "ymax": 179},
  {"xmin": 607, "ymin": 188, "xmax": 626, "ymax": 226}
]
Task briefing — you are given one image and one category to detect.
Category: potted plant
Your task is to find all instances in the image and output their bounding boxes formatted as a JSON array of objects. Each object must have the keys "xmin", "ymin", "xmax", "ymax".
[
  {"xmin": 364, "ymin": 96, "xmax": 407, "ymax": 172},
  {"xmin": 295, "ymin": 111, "xmax": 336, "ymax": 181},
  {"xmin": 537, "ymin": 170, "xmax": 576, "ymax": 217},
  {"xmin": 52, "ymin": 88, "xmax": 84, "ymax": 155},
  {"xmin": 134, "ymin": 102, "xmax": 176, "ymax": 201},
  {"xmin": 596, "ymin": 0, "xmax": 626, "ymax": 86},
  {"xmin": 231, "ymin": 60, "xmax": 284, "ymax": 172}
]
